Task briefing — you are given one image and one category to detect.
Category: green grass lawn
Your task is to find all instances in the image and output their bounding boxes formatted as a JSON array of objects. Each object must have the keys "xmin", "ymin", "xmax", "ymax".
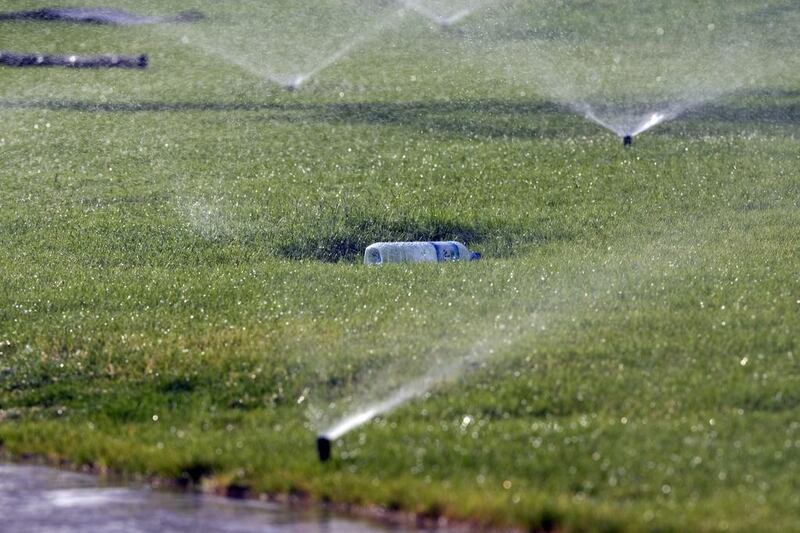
[{"xmin": 1, "ymin": 1, "xmax": 799, "ymax": 530}]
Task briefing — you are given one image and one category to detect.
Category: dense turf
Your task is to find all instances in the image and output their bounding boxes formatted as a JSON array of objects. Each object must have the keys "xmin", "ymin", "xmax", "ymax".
[{"xmin": 1, "ymin": 1, "xmax": 799, "ymax": 531}]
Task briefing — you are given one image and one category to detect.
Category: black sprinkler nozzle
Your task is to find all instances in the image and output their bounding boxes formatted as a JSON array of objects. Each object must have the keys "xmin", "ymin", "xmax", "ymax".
[
  {"xmin": 317, "ymin": 435, "xmax": 331, "ymax": 462},
  {"xmin": 623, "ymin": 135, "xmax": 632, "ymax": 146},
  {"xmin": 284, "ymin": 77, "xmax": 304, "ymax": 91}
]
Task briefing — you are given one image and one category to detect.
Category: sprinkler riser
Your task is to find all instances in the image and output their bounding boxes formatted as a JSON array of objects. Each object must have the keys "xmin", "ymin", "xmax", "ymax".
[{"xmin": 317, "ymin": 435, "xmax": 331, "ymax": 462}]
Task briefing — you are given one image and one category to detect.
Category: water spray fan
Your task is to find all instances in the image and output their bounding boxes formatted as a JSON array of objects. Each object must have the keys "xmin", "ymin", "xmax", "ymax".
[{"xmin": 313, "ymin": 365, "xmax": 462, "ymax": 462}]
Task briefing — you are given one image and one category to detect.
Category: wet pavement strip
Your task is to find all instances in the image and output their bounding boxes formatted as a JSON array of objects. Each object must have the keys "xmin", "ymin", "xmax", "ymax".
[{"xmin": 0, "ymin": 463, "xmax": 416, "ymax": 532}]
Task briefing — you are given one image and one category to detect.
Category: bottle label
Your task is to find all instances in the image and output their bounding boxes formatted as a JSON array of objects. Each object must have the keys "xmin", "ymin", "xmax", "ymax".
[
  {"xmin": 432, "ymin": 242, "xmax": 460, "ymax": 262},
  {"xmin": 365, "ymin": 248, "xmax": 382, "ymax": 264}
]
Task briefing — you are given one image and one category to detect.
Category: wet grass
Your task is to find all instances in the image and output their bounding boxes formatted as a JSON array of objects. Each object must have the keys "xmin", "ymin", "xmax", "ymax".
[{"xmin": 1, "ymin": 1, "xmax": 800, "ymax": 531}]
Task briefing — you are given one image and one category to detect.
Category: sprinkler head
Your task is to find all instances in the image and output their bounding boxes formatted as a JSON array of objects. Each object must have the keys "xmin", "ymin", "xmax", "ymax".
[
  {"xmin": 623, "ymin": 135, "xmax": 632, "ymax": 146},
  {"xmin": 316, "ymin": 435, "xmax": 331, "ymax": 462},
  {"xmin": 284, "ymin": 76, "xmax": 304, "ymax": 92}
]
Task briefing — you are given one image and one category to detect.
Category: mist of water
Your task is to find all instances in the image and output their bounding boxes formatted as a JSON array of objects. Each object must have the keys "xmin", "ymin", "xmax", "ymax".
[
  {"xmin": 177, "ymin": 196, "xmax": 235, "ymax": 241},
  {"xmin": 399, "ymin": 0, "xmax": 492, "ymax": 28},
  {"xmin": 148, "ymin": 1, "xmax": 798, "ymax": 442},
  {"xmin": 314, "ymin": 217, "xmax": 725, "ymax": 443},
  {"xmin": 579, "ymin": 105, "xmax": 664, "ymax": 138},
  {"xmin": 160, "ymin": 1, "xmax": 403, "ymax": 89},
  {"xmin": 457, "ymin": 0, "xmax": 791, "ymax": 138},
  {"xmin": 322, "ymin": 371, "xmax": 441, "ymax": 440},
  {"xmin": 282, "ymin": 9, "xmax": 407, "ymax": 90},
  {"xmin": 320, "ymin": 341, "xmax": 491, "ymax": 440}
]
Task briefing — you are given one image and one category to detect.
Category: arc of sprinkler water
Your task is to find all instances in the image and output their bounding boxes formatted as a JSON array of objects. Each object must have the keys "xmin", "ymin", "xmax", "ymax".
[
  {"xmin": 174, "ymin": 7, "xmax": 404, "ymax": 91},
  {"xmin": 280, "ymin": 7, "xmax": 406, "ymax": 90},
  {"xmin": 397, "ymin": 0, "xmax": 446, "ymax": 25},
  {"xmin": 574, "ymin": 85, "xmax": 745, "ymax": 145},
  {"xmin": 630, "ymin": 111, "xmax": 666, "ymax": 136},
  {"xmin": 171, "ymin": 36, "xmax": 298, "ymax": 90},
  {"xmin": 579, "ymin": 105, "xmax": 672, "ymax": 145},
  {"xmin": 316, "ymin": 368, "xmax": 457, "ymax": 461},
  {"xmin": 440, "ymin": 8, "xmax": 475, "ymax": 27},
  {"xmin": 313, "ymin": 196, "xmax": 737, "ymax": 461},
  {"xmin": 398, "ymin": 0, "xmax": 492, "ymax": 28},
  {"xmin": 579, "ymin": 106, "xmax": 626, "ymax": 137},
  {"xmin": 314, "ymin": 340, "xmax": 494, "ymax": 462}
]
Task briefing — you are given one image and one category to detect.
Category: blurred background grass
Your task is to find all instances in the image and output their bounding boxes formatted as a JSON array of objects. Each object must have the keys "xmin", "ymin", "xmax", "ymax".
[{"xmin": 1, "ymin": 1, "xmax": 799, "ymax": 530}]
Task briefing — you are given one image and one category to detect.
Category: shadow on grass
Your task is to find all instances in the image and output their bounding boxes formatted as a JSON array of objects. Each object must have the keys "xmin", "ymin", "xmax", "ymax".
[
  {"xmin": 277, "ymin": 216, "xmax": 486, "ymax": 262},
  {"xmin": 0, "ymin": 98, "xmax": 574, "ymax": 139},
  {"xmin": 273, "ymin": 214, "xmax": 567, "ymax": 262},
  {"xmin": 0, "ymin": 89, "xmax": 800, "ymax": 132},
  {"xmin": 2, "ymin": 91, "xmax": 799, "ymax": 139},
  {"xmin": 682, "ymin": 91, "xmax": 800, "ymax": 125}
]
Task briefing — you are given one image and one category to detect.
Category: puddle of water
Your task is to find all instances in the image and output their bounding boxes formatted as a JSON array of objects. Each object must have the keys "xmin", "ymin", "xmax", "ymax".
[{"xmin": 0, "ymin": 463, "xmax": 414, "ymax": 532}]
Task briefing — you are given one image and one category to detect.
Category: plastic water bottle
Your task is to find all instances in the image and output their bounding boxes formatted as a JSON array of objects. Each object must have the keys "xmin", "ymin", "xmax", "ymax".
[{"xmin": 364, "ymin": 241, "xmax": 480, "ymax": 265}]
